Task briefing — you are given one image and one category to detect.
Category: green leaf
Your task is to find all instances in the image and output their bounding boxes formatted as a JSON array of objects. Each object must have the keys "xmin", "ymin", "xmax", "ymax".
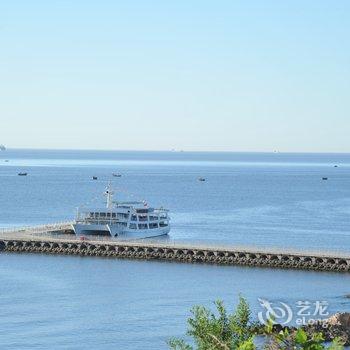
[
  {"xmin": 167, "ymin": 338, "xmax": 193, "ymax": 350},
  {"xmin": 295, "ymin": 329, "xmax": 308, "ymax": 344},
  {"xmin": 264, "ymin": 318, "xmax": 274, "ymax": 334},
  {"xmin": 328, "ymin": 337, "xmax": 345, "ymax": 350},
  {"xmin": 237, "ymin": 337, "xmax": 256, "ymax": 350}
]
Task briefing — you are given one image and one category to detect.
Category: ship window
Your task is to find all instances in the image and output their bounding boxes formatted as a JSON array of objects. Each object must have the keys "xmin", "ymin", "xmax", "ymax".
[
  {"xmin": 106, "ymin": 213, "xmax": 111, "ymax": 217},
  {"xmin": 159, "ymin": 221, "xmax": 168, "ymax": 227},
  {"xmin": 94, "ymin": 212, "xmax": 99, "ymax": 217},
  {"xmin": 112, "ymin": 213, "xmax": 116, "ymax": 218},
  {"xmin": 149, "ymin": 216, "xmax": 158, "ymax": 221},
  {"xmin": 149, "ymin": 223, "xmax": 158, "ymax": 229},
  {"xmin": 137, "ymin": 209, "xmax": 148, "ymax": 214},
  {"xmin": 131, "ymin": 215, "xmax": 137, "ymax": 221},
  {"xmin": 138, "ymin": 215, "xmax": 148, "ymax": 222},
  {"xmin": 138, "ymin": 223, "xmax": 148, "ymax": 229},
  {"xmin": 100, "ymin": 213, "xmax": 106, "ymax": 217},
  {"xmin": 129, "ymin": 223, "xmax": 137, "ymax": 229}
]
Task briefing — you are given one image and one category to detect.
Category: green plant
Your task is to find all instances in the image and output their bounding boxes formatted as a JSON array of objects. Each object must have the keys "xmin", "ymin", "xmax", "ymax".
[
  {"xmin": 168, "ymin": 296, "xmax": 255, "ymax": 350},
  {"xmin": 169, "ymin": 297, "xmax": 345, "ymax": 350},
  {"xmin": 264, "ymin": 327, "xmax": 344, "ymax": 350}
]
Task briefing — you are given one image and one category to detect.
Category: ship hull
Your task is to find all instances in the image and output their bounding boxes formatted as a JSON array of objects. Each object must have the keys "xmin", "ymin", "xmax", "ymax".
[
  {"xmin": 72, "ymin": 223, "xmax": 170, "ymax": 239},
  {"xmin": 72, "ymin": 223, "xmax": 112, "ymax": 236},
  {"xmin": 110, "ymin": 225, "xmax": 170, "ymax": 239}
]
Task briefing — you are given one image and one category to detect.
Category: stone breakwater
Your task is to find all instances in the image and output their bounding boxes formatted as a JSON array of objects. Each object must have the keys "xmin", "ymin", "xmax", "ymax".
[{"xmin": 1, "ymin": 237, "xmax": 350, "ymax": 272}]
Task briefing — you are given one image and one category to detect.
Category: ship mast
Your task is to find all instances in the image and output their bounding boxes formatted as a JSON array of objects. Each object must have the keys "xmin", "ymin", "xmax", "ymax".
[{"xmin": 105, "ymin": 183, "xmax": 115, "ymax": 209}]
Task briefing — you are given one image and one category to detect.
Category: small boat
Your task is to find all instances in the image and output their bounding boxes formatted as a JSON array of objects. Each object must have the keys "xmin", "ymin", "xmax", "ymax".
[
  {"xmin": 92, "ymin": 176, "xmax": 98, "ymax": 180},
  {"xmin": 0, "ymin": 145, "xmax": 6, "ymax": 151},
  {"xmin": 322, "ymin": 177, "xmax": 328, "ymax": 181},
  {"xmin": 4, "ymin": 160, "xmax": 9, "ymax": 162},
  {"xmin": 112, "ymin": 173, "xmax": 122, "ymax": 177},
  {"xmin": 18, "ymin": 172, "xmax": 28, "ymax": 176},
  {"xmin": 334, "ymin": 165, "xmax": 338, "ymax": 168},
  {"xmin": 198, "ymin": 177, "xmax": 206, "ymax": 182}
]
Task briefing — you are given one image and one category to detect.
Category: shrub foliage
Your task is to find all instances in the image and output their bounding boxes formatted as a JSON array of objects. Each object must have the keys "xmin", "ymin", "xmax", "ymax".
[{"xmin": 168, "ymin": 296, "xmax": 344, "ymax": 350}]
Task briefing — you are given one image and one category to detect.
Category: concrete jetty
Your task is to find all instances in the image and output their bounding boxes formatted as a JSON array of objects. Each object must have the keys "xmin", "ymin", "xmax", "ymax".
[{"xmin": 0, "ymin": 223, "xmax": 349, "ymax": 273}]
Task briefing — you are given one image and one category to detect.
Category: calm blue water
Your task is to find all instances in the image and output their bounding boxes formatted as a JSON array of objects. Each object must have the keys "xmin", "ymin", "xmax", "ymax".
[{"xmin": 1, "ymin": 149, "xmax": 350, "ymax": 349}]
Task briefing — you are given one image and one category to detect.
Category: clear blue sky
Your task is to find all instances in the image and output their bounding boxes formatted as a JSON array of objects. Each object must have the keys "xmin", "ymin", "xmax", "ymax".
[{"xmin": 0, "ymin": 1, "xmax": 349, "ymax": 152}]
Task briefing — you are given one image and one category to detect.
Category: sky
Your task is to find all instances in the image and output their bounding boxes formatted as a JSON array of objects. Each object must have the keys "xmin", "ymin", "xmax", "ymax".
[{"xmin": 0, "ymin": 1, "xmax": 349, "ymax": 152}]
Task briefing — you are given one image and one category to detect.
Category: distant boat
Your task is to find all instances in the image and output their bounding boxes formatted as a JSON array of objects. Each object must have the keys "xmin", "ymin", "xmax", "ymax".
[
  {"xmin": 198, "ymin": 177, "xmax": 206, "ymax": 182},
  {"xmin": 4, "ymin": 160, "xmax": 9, "ymax": 162},
  {"xmin": 112, "ymin": 173, "xmax": 122, "ymax": 177},
  {"xmin": 0, "ymin": 145, "xmax": 6, "ymax": 151},
  {"xmin": 92, "ymin": 176, "xmax": 98, "ymax": 180},
  {"xmin": 18, "ymin": 172, "xmax": 28, "ymax": 176},
  {"xmin": 334, "ymin": 165, "xmax": 338, "ymax": 168},
  {"xmin": 322, "ymin": 177, "xmax": 328, "ymax": 181}
]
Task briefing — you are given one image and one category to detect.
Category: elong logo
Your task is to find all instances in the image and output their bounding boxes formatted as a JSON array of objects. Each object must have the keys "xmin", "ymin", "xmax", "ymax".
[{"xmin": 257, "ymin": 298, "xmax": 330, "ymax": 326}]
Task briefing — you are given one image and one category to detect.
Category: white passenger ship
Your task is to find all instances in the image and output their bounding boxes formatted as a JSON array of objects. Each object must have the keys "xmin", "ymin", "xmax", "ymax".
[{"xmin": 72, "ymin": 185, "xmax": 170, "ymax": 238}]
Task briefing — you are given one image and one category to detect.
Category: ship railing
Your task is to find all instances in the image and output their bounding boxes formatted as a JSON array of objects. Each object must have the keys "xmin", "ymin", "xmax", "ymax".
[
  {"xmin": 77, "ymin": 218, "xmax": 127, "ymax": 225},
  {"xmin": 153, "ymin": 208, "xmax": 169, "ymax": 213}
]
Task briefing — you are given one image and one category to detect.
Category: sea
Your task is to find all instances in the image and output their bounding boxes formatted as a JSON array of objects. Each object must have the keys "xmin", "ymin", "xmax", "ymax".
[{"xmin": 1, "ymin": 149, "xmax": 350, "ymax": 349}]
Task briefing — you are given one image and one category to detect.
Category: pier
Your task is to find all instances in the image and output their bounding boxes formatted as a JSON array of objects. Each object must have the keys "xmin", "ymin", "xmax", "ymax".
[{"xmin": 0, "ymin": 223, "xmax": 349, "ymax": 272}]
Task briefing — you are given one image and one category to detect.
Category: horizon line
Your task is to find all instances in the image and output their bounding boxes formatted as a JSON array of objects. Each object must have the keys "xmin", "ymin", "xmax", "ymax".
[{"xmin": 2, "ymin": 147, "xmax": 350, "ymax": 155}]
